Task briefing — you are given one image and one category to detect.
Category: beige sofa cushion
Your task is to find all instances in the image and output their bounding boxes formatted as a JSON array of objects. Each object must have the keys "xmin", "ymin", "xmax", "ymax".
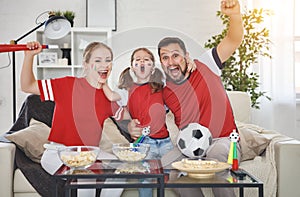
[
  {"xmin": 236, "ymin": 121, "xmax": 271, "ymax": 161},
  {"xmin": 227, "ymin": 91, "xmax": 251, "ymax": 123},
  {"xmin": 99, "ymin": 118, "xmax": 129, "ymax": 153},
  {"xmin": 14, "ymin": 169, "xmax": 37, "ymax": 193},
  {"xmin": 5, "ymin": 118, "xmax": 50, "ymax": 163}
]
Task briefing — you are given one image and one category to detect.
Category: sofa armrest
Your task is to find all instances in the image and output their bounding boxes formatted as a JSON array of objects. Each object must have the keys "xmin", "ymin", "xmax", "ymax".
[
  {"xmin": 0, "ymin": 142, "xmax": 16, "ymax": 197},
  {"xmin": 274, "ymin": 139, "xmax": 300, "ymax": 197}
]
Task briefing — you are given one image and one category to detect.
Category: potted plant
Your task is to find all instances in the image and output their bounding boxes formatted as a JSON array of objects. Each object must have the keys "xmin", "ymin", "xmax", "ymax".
[
  {"xmin": 63, "ymin": 10, "xmax": 75, "ymax": 27},
  {"xmin": 52, "ymin": 10, "xmax": 75, "ymax": 27},
  {"xmin": 52, "ymin": 10, "xmax": 62, "ymax": 17},
  {"xmin": 204, "ymin": 8, "xmax": 272, "ymax": 109}
]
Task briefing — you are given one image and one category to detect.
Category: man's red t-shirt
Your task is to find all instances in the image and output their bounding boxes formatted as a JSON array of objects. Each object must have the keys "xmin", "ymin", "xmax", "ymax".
[{"xmin": 163, "ymin": 49, "xmax": 237, "ymax": 138}]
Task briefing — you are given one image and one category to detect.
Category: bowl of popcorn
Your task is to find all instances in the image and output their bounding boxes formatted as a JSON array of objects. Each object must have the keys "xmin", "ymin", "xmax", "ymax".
[
  {"xmin": 58, "ymin": 146, "xmax": 100, "ymax": 169},
  {"xmin": 112, "ymin": 143, "xmax": 150, "ymax": 162},
  {"xmin": 181, "ymin": 158, "xmax": 219, "ymax": 169},
  {"xmin": 172, "ymin": 158, "xmax": 230, "ymax": 179}
]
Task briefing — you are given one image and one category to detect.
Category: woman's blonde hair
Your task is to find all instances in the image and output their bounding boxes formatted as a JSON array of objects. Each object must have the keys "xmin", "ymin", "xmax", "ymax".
[{"xmin": 83, "ymin": 42, "xmax": 113, "ymax": 63}]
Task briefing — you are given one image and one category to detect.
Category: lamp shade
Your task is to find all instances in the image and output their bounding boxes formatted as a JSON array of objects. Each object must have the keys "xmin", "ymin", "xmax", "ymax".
[{"xmin": 44, "ymin": 16, "xmax": 71, "ymax": 39}]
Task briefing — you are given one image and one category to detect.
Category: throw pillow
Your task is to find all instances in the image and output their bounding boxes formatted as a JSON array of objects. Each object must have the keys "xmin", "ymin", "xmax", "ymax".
[
  {"xmin": 5, "ymin": 118, "xmax": 50, "ymax": 163},
  {"xmin": 99, "ymin": 117, "xmax": 129, "ymax": 153},
  {"xmin": 236, "ymin": 121, "xmax": 271, "ymax": 161}
]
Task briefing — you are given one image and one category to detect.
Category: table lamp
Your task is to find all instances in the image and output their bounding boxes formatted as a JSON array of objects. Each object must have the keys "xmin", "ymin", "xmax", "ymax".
[{"xmin": 0, "ymin": 11, "xmax": 71, "ymax": 122}]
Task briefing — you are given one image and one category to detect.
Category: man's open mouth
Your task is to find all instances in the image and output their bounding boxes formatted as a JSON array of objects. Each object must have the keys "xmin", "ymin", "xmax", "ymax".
[{"xmin": 168, "ymin": 66, "xmax": 181, "ymax": 75}]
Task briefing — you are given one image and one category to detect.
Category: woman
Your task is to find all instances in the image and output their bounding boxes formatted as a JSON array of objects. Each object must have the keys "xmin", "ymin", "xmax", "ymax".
[{"xmin": 21, "ymin": 41, "xmax": 120, "ymax": 175}]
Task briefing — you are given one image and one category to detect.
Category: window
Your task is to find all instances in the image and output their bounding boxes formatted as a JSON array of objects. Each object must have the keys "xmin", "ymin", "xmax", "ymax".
[
  {"xmin": 295, "ymin": 41, "xmax": 300, "ymax": 95},
  {"xmin": 294, "ymin": 0, "xmax": 300, "ymax": 98}
]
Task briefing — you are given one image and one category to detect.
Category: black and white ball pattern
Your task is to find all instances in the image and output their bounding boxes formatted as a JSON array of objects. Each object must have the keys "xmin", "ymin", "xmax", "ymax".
[
  {"xmin": 177, "ymin": 123, "xmax": 212, "ymax": 158},
  {"xmin": 229, "ymin": 131, "xmax": 239, "ymax": 142}
]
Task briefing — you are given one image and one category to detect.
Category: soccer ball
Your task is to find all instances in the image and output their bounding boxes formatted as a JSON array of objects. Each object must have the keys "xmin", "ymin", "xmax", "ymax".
[
  {"xmin": 177, "ymin": 123, "xmax": 212, "ymax": 158},
  {"xmin": 142, "ymin": 126, "xmax": 151, "ymax": 136},
  {"xmin": 229, "ymin": 130, "xmax": 240, "ymax": 142}
]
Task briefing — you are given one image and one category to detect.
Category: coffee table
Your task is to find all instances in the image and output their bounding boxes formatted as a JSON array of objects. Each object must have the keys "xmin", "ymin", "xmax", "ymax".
[
  {"xmin": 163, "ymin": 168, "xmax": 263, "ymax": 197},
  {"xmin": 54, "ymin": 159, "xmax": 165, "ymax": 197},
  {"xmin": 54, "ymin": 160, "xmax": 263, "ymax": 197}
]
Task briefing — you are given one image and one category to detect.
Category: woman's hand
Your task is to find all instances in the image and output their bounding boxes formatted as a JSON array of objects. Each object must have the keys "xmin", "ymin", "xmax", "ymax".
[{"xmin": 25, "ymin": 41, "xmax": 42, "ymax": 56}]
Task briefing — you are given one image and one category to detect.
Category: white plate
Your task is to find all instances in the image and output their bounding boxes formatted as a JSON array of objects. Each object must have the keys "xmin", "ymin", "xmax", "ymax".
[{"xmin": 172, "ymin": 160, "xmax": 230, "ymax": 179}]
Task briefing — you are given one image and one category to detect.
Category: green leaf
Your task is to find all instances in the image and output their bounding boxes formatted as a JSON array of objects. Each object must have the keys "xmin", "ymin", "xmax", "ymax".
[{"xmin": 204, "ymin": 8, "xmax": 272, "ymax": 108}]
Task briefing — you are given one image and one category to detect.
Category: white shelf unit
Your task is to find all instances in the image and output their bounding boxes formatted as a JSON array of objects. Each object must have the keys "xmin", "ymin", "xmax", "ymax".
[{"xmin": 36, "ymin": 27, "xmax": 112, "ymax": 79}]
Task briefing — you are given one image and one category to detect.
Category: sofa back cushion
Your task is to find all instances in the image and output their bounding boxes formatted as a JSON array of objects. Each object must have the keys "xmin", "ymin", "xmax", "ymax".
[
  {"xmin": 236, "ymin": 121, "xmax": 271, "ymax": 161},
  {"xmin": 227, "ymin": 91, "xmax": 251, "ymax": 123},
  {"xmin": 5, "ymin": 118, "xmax": 50, "ymax": 163},
  {"xmin": 99, "ymin": 118, "xmax": 130, "ymax": 153}
]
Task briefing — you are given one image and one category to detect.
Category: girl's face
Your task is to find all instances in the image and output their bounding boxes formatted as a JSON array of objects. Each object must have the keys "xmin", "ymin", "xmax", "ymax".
[
  {"xmin": 131, "ymin": 50, "xmax": 154, "ymax": 83},
  {"xmin": 85, "ymin": 47, "xmax": 112, "ymax": 82}
]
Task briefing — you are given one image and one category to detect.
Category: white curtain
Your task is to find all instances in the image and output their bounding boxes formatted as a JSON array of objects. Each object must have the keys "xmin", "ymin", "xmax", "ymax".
[{"xmin": 249, "ymin": 0, "xmax": 298, "ymax": 139}]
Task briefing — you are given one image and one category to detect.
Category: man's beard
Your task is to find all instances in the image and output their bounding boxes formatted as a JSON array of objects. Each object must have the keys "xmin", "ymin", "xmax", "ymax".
[{"xmin": 166, "ymin": 64, "xmax": 188, "ymax": 84}]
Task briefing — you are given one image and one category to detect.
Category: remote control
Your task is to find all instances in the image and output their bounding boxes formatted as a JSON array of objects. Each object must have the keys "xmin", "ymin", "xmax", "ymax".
[{"xmin": 230, "ymin": 168, "xmax": 247, "ymax": 179}]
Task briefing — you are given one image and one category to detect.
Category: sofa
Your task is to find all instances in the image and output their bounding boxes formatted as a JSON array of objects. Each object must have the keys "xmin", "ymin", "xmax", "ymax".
[{"xmin": 0, "ymin": 91, "xmax": 300, "ymax": 197}]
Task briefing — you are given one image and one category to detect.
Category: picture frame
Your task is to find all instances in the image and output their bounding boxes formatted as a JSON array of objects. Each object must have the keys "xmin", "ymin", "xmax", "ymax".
[
  {"xmin": 38, "ymin": 52, "xmax": 58, "ymax": 65},
  {"xmin": 86, "ymin": 0, "xmax": 117, "ymax": 31}
]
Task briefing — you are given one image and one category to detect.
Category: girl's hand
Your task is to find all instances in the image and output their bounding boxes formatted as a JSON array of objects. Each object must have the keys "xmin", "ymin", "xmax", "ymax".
[
  {"xmin": 25, "ymin": 41, "xmax": 42, "ymax": 56},
  {"xmin": 186, "ymin": 57, "xmax": 196, "ymax": 73},
  {"xmin": 128, "ymin": 119, "xmax": 142, "ymax": 140},
  {"xmin": 86, "ymin": 63, "xmax": 112, "ymax": 88},
  {"xmin": 86, "ymin": 65, "xmax": 101, "ymax": 88}
]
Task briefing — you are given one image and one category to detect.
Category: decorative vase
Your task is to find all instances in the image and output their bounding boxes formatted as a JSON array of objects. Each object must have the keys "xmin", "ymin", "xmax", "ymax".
[{"xmin": 61, "ymin": 48, "xmax": 71, "ymax": 65}]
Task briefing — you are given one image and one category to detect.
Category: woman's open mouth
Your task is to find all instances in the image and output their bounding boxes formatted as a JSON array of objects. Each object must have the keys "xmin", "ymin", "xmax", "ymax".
[{"xmin": 98, "ymin": 70, "xmax": 108, "ymax": 79}]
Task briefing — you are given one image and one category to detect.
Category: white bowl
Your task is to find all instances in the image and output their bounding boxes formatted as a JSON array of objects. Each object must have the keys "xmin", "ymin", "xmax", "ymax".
[
  {"xmin": 112, "ymin": 143, "xmax": 150, "ymax": 162},
  {"xmin": 58, "ymin": 146, "xmax": 100, "ymax": 169}
]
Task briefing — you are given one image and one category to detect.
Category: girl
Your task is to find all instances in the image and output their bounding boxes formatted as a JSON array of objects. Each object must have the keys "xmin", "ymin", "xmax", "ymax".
[
  {"xmin": 108, "ymin": 48, "xmax": 174, "ymax": 159},
  {"xmin": 102, "ymin": 48, "xmax": 195, "ymax": 197}
]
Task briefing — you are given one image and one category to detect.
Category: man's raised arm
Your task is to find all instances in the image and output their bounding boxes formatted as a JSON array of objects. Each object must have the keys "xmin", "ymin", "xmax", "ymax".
[{"xmin": 217, "ymin": 0, "xmax": 244, "ymax": 63}]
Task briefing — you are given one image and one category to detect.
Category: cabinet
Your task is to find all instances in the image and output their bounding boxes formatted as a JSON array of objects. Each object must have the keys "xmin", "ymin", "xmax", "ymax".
[{"xmin": 36, "ymin": 28, "xmax": 112, "ymax": 79}]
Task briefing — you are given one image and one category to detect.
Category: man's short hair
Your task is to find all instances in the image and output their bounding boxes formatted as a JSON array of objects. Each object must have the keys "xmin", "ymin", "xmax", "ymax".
[{"xmin": 157, "ymin": 37, "xmax": 187, "ymax": 57}]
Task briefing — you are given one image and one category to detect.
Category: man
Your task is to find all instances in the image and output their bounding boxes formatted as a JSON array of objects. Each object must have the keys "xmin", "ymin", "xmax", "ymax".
[
  {"xmin": 129, "ymin": 0, "xmax": 243, "ymax": 196},
  {"xmin": 159, "ymin": 0, "xmax": 243, "ymax": 146}
]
